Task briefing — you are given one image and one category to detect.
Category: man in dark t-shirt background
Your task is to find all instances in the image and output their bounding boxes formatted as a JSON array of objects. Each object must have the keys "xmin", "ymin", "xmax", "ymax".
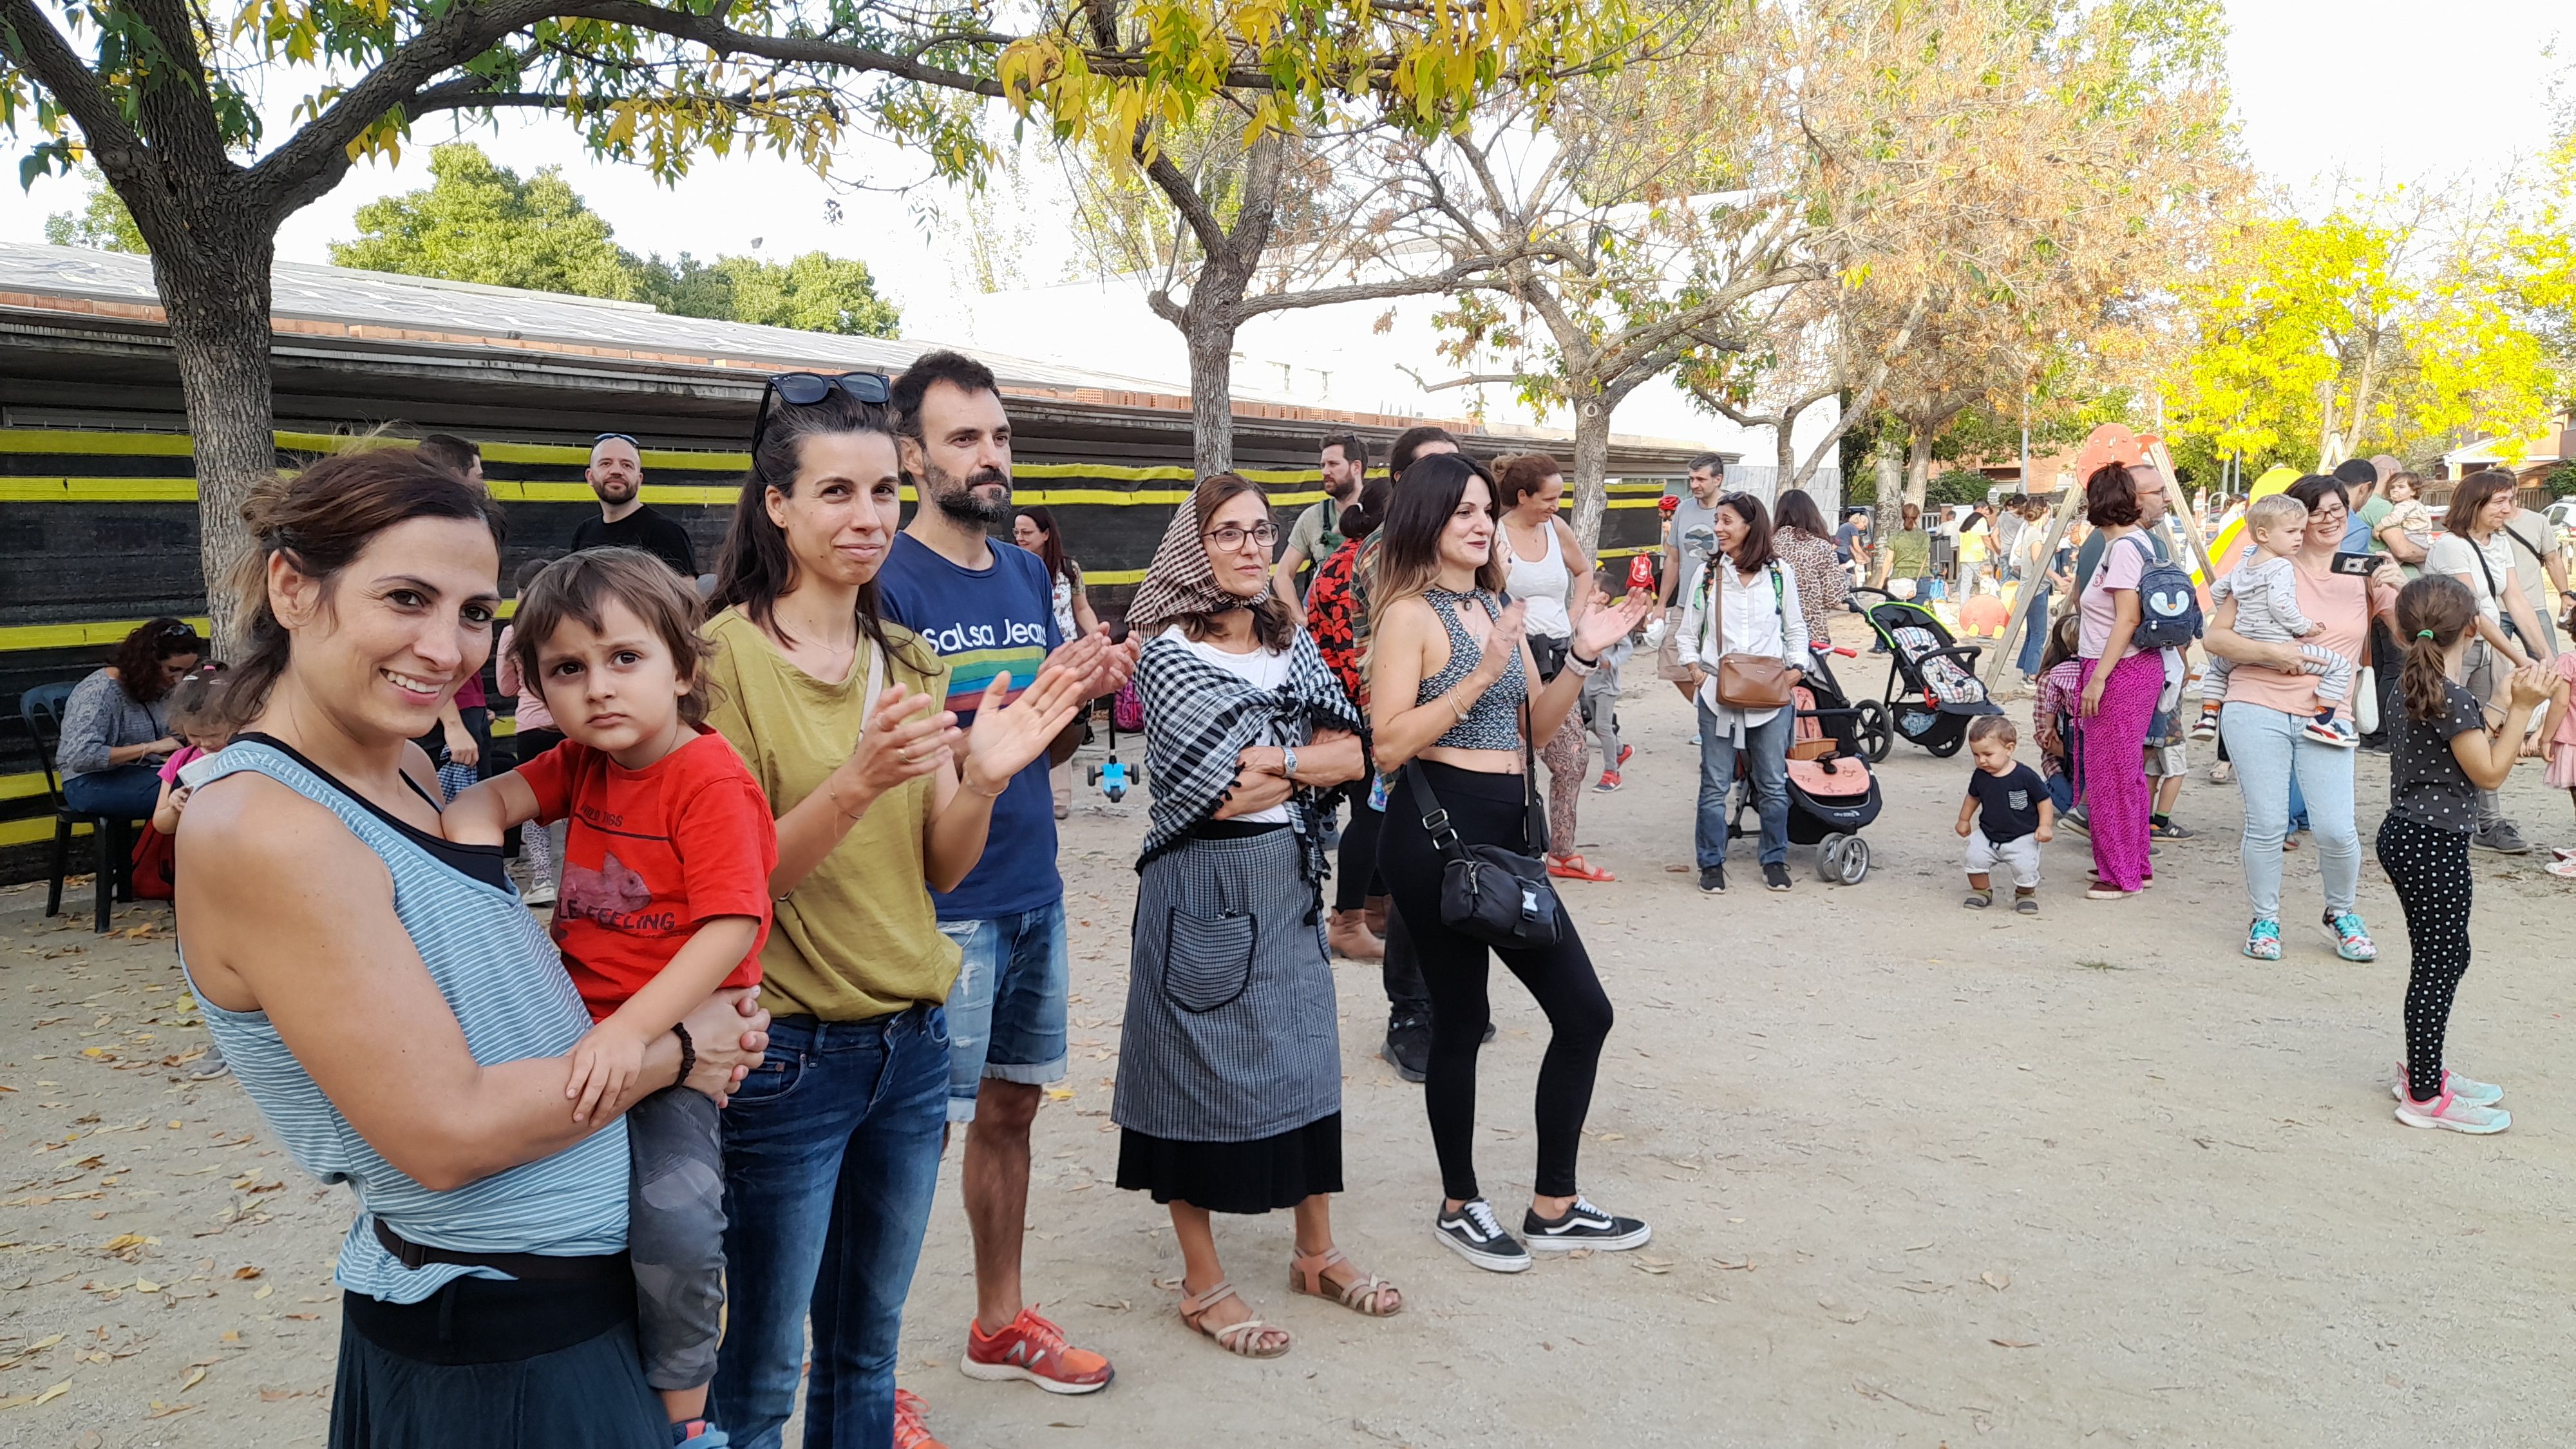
[{"xmin": 571, "ymin": 432, "xmax": 698, "ymax": 578}]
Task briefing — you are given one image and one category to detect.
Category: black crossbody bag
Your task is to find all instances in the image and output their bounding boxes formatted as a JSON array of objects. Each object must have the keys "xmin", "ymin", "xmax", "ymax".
[{"xmin": 1402, "ymin": 702, "xmax": 1560, "ymax": 949}]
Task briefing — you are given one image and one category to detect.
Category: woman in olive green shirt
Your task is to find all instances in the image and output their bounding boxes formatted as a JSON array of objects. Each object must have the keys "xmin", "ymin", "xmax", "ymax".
[
  {"xmin": 1879, "ymin": 502, "xmax": 1935, "ymax": 601},
  {"xmin": 697, "ymin": 379, "xmax": 1094, "ymax": 1449}
]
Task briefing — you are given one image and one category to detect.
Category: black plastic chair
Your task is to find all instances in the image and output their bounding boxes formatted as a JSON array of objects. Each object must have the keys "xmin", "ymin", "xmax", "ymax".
[{"xmin": 19, "ymin": 681, "xmax": 141, "ymax": 933}]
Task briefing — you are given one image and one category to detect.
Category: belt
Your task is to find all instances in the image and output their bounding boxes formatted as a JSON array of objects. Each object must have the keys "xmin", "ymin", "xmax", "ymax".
[{"xmin": 374, "ymin": 1217, "xmax": 630, "ymax": 1282}]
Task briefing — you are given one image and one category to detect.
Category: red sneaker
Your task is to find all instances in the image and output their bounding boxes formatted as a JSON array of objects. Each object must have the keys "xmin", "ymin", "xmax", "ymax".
[
  {"xmin": 1617, "ymin": 744, "xmax": 1634, "ymax": 768},
  {"xmin": 893, "ymin": 1389, "xmax": 948, "ymax": 1449},
  {"xmin": 961, "ymin": 1307, "xmax": 1115, "ymax": 1395},
  {"xmin": 1592, "ymin": 770, "xmax": 1623, "ymax": 793}
]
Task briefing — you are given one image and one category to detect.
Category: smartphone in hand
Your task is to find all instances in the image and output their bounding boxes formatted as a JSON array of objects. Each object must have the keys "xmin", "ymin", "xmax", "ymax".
[{"xmin": 2329, "ymin": 551, "xmax": 2378, "ymax": 577}]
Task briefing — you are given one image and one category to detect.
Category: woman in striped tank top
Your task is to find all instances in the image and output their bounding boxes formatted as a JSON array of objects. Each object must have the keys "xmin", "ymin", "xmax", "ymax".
[{"xmin": 174, "ymin": 449, "xmax": 772, "ymax": 1448}]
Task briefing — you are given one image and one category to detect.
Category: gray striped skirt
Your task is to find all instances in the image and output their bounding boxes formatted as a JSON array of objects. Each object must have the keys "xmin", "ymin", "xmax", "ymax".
[{"xmin": 1113, "ymin": 825, "xmax": 1342, "ymax": 1148}]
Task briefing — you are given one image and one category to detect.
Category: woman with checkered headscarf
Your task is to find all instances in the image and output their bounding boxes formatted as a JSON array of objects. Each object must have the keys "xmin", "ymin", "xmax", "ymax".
[{"xmin": 1113, "ymin": 473, "xmax": 1404, "ymax": 1357}]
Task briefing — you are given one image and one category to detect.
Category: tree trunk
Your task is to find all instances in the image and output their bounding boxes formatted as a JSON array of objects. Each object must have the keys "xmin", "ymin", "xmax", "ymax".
[
  {"xmin": 1904, "ymin": 425, "xmax": 1935, "ymax": 508},
  {"xmin": 1871, "ymin": 445, "xmax": 1903, "ymax": 583},
  {"xmin": 1184, "ymin": 315, "xmax": 1236, "ymax": 479},
  {"xmin": 1567, "ymin": 396, "xmax": 1615, "ymax": 558},
  {"xmin": 156, "ymin": 236, "xmax": 277, "ymax": 659}
]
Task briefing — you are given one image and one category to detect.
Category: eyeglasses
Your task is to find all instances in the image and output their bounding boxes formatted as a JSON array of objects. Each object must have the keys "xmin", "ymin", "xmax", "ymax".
[
  {"xmin": 1205, "ymin": 523, "xmax": 1280, "ymax": 551},
  {"xmin": 751, "ymin": 372, "xmax": 895, "ymax": 461}
]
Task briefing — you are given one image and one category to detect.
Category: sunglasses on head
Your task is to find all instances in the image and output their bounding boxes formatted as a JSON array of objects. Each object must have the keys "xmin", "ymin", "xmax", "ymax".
[
  {"xmin": 751, "ymin": 372, "xmax": 894, "ymax": 461},
  {"xmin": 593, "ymin": 432, "xmax": 641, "ymax": 450}
]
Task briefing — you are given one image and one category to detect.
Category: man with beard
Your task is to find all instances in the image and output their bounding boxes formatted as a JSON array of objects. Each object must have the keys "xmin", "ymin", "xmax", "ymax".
[
  {"xmin": 571, "ymin": 431, "xmax": 698, "ymax": 578},
  {"xmin": 878, "ymin": 350, "xmax": 1133, "ymax": 1406},
  {"xmin": 1271, "ymin": 431, "xmax": 1370, "ymax": 624}
]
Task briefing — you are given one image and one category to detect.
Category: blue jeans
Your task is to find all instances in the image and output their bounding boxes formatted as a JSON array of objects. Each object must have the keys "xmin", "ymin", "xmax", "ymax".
[
  {"xmin": 936, "ymin": 902, "xmax": 1070, "ymax": 1124},
  {"xmin": 2014, "ymin": 585, "xmax": 2053, "ymax": 676},
  {"xmin": 2218, "ymin": 703, "xmax": 2358, "ymax": 925},
  {"xmin": 1695, "ymin": 701, "xmax": 1792, "ymax": 867},
  {"xmin": 710, "ymin": 1009, "xmax": 949, "ymax": 1449},
  {"xmin": 62, "ymin": 764, "xmax": 163, "ymax": 820}
]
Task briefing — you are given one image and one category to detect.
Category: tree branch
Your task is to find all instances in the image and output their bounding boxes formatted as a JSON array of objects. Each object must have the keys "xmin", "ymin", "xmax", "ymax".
[
  {"xmin": 120, "ymin": 0, "xmax": 232, "ymax": 176},
  {"xmin": 1397, "ymin": 366, "xmax": 1530, "ymax": 392},
  {"xmin": 243, "ymin": 0, "xmax": 571, "ymax": 219},
  {"xmin": 1138, "ymin": 130, "xmax": 1233, "ymax": 263},
  {"xmin": 0, "ymin": 0, "xmax": 147, "ymax": 169}
]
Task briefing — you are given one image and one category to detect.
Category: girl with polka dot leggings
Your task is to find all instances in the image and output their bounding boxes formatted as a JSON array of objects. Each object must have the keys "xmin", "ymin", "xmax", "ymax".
[{"xmin": 2380, "ymin": 576, "xmax": 2554, "ymax": 1135}]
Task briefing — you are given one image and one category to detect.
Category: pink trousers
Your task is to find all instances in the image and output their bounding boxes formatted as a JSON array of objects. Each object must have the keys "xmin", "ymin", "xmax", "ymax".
[{"xmin": 2078, "ymin": 651, "xmax": 2162, "ymax": 892}]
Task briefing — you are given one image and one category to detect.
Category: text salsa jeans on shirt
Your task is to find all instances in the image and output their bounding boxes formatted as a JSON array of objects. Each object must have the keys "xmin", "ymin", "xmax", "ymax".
[{"xmin": 709, "ymin": 1007, "xmax": 949, "ymax": 1449}]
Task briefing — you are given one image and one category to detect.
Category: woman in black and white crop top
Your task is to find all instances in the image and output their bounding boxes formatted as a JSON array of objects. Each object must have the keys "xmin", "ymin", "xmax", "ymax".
[{"xmin": 1361, "ymin": 453, "xmax": 1655, "ymax": 1276}]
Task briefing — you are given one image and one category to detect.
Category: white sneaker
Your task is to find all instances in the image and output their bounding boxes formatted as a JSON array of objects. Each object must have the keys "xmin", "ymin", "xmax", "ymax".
[
  {"xmin": 522, "ymin": 876, "xmax": 557, "ymax": 907},
  {"xmin": 2392, "ymin": 1065, "xmax": 2503, "ymax": 1107},
  {"xmin": 2394, "ymin": 1090, "xmax": 2510, "ymax": 1135}
]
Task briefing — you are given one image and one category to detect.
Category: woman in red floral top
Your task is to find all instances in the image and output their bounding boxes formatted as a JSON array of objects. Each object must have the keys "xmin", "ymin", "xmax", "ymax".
[{"xmin": 1303, "ymin": 477, "xmax": 1388, "ymax": 959}]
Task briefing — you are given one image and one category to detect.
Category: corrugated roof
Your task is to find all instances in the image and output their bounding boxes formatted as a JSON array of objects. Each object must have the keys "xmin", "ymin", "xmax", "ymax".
[{"xmin": 0, "ymin": 240, "xmax": 1286, "ymax": 403}]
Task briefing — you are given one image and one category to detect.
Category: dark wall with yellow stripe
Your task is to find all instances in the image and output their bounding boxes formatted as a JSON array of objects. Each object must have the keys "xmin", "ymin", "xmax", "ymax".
[{"xmin": 1, "ymin": 427, "xmax": 1673, "ymax": 877}]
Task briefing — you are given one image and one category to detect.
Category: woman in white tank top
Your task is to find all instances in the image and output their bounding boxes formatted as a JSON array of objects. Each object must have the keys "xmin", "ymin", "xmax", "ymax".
[{"xmin": 1497, "ymin": 455, "xmax": 1615, "ymax": 882}]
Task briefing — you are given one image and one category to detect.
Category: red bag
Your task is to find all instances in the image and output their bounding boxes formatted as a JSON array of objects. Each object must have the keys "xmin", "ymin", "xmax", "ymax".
[
  {"xmin": 130, "ymin": 826, "xmax": 176, "ymax": 900},
  {"xmin": 1111, "ymin": 679, "xmax": 1144, "ymax": 734}
]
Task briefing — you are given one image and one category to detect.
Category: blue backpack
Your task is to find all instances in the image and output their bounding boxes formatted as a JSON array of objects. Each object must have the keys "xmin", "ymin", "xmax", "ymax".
[{"xmin": 2123, "ymin": 533, "xmax": 2202, "ymax": 650}]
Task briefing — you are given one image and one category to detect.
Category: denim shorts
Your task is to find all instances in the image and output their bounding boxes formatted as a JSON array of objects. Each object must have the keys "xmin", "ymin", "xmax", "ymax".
[{"xmin": 938, "ymin": 901, "xmax": 1070, "ymax": 1122}]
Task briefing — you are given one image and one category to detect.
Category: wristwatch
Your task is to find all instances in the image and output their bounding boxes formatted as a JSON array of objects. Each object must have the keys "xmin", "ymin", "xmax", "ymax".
[{"xmin": 1281, "ymin": 745, "xmax": 1299, "ymax": 782}]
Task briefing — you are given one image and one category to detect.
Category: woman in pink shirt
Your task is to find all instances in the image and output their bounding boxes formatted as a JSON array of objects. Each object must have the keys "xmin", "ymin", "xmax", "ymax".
[
  {"xmin": 2073, "ymin": 462, "xmax": 2168, "ymax": 898},
  {"xmin": 2206, "ymin": 474, "xmax": 2401, "ymax": 961}
]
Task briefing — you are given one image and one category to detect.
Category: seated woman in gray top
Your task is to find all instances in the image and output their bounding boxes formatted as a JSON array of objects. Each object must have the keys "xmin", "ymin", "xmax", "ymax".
[
  {"xmin": 55, "ymin": 617, "xmax": 202, "ymax": 818},
  {"xmin": 174, "ymin": 446, "xmax": 770, "ymax": 1448}
]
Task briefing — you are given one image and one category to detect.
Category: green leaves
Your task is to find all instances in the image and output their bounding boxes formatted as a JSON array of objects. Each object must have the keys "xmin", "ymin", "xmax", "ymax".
[
  {"xmin": 40, "ymin": 164, "xmax": 144, "ymax": 249},
  {"xmin": 325, "ymin": 141, "xmax": 900, "ymax": 336}
]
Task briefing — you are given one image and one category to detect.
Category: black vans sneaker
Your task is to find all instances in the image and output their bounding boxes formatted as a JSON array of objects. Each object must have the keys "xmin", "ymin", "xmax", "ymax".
[
  {"xmin": 1522, "ymin": 1197, "xmax": 1653, "ymax": 1253},
  {"xmin": 1434, "ymin": 1199, "xmax": 1531, "ymax": 1273}
]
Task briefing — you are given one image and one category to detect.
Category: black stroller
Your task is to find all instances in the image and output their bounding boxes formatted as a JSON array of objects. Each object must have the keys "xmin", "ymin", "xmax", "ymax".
[
  {"xmin": 1850, "ymin": 587, "xmax": 2004, "ymax": 761},
  {"xmin": 1722, "ymin": 645, "xmax": 1884, "ymax": 884}
]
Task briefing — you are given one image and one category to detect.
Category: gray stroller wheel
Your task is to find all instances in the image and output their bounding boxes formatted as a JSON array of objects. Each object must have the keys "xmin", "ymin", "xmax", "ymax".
[
  {"xmin": 1835, "ymin": 836, "xmax": 1871, "ymax": 885},
  {"xmin": 1815, "ymin": 833, "xmax": 1847, "ymax": 882}
]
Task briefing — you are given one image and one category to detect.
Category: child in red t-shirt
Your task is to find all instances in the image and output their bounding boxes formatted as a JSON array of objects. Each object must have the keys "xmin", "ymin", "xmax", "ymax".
[{"xmin": 446, "ymin": 548, "xmax": 775, "ymax": 1449}]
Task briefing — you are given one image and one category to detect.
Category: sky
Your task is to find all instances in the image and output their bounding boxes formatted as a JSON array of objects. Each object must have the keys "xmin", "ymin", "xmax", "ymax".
[{"xmin": 1, "ymin": 0, "xmax": 2567, "ymax": 344}]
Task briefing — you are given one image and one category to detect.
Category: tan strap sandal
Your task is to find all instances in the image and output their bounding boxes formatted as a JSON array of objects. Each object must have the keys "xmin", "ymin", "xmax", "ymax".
[
  {"xmin": 1289, "ymin": 1247, "xmax": 1403, "ymax": 1317},
  {"xmin": 1178, "ymin": 1280, "xmax": 1291, "ymax": 1358}
]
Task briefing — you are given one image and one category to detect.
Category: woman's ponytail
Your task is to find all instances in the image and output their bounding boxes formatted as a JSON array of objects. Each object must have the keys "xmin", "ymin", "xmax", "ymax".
[{"xmin": 2393, "ymin": 574, "xmax": 2477, "ymax": 725}]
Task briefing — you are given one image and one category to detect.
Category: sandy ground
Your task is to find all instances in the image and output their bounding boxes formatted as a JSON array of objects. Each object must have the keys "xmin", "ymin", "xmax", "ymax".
[{"xmin": 7, "ymin": 614, "xmax": 2576, "ymax": 1448}]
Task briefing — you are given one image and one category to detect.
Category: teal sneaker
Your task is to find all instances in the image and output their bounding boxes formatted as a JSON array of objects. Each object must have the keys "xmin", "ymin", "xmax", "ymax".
[
  {"xmin": 2392, "ymin": 1065, "xmax": 2503, "ymax": 1107},
  {"xmin": 2242, "ymin": 918, "xmax": 2282, "ymax": 961},
  {"xmin": 2324, "ymin": 911, "xmax": 2376, "ymax": 962}
]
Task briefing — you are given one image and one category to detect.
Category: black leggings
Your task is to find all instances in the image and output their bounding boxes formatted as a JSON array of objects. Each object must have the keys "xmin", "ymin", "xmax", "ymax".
[
  {"xmin": 1378, "ymin": 761, "xmax": 1614, "ymax": 1202},
  {"xmin": 1335, "ymin": 782, "xmax": 1384, "ymax": 913},
  {"xmin": 2380, "ymin": 815, "xmax": 2474, "ymax": 1103}
]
